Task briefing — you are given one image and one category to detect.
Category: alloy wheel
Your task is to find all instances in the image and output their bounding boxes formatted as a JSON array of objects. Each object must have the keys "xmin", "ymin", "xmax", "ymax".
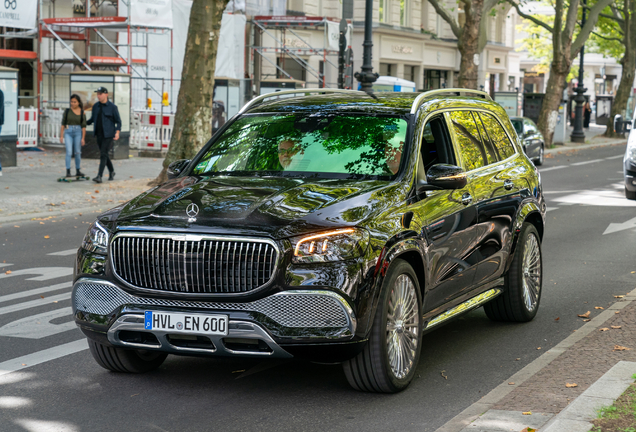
[
  {"xmin": 386, "ymin": 274, "xmax": 419, "ymax": 379},
  {"xmin": 522, "ymin": 233, "xmax": 541, "ymax": 312}
]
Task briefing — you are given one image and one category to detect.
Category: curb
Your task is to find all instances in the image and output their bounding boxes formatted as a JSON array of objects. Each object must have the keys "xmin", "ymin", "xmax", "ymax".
[{"xmin": 435, "ymin": 285, "xmax": 636, "ymax": 432}]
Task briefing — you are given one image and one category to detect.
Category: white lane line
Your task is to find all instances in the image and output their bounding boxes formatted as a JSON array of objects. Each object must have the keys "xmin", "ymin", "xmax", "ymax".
[
  {"xmin": 545, "ymin": 207, "xmax": 559, "ymax": 212},
  {"xmin": 0, "ymin": 267, "xmax": 73, "ymax": 282},
  {"xmin": 540, "ymin": 165, "xmax": 569, "ymax": 172},
  {"xmin": 543, "ymin": 190, "xmax": 580, "ymax": 195},
  {"xmin": 0, "ymin": 293, "xmax": 72, "ymax": 316},
  {"xmin": 606, "ymin": 155, "xmax": 624, "ymax": 160},
  {"xmin": 0, "ymin": 307, "xmax": 76, "ymax": 339},
  {"xmin": 0, "ymin": 339, "xmax": 87, "ymax": 378},
  {"xmin": 0, "ymin": 282, "xmax": 71, "ymax": 305},
  {"xmin": 47, "ymin": 249, "xmax": 78, "ymax": 256},
  {"xmin": 0, "ymin": 263, "xmax": 13, "ymax": 269},
  {"xmin": 571, "ymin": 158, "xmax": 604, "ymax": 166}
]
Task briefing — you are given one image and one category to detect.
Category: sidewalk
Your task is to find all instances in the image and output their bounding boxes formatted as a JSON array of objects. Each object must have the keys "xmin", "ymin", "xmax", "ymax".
[
  {"xmin": 0, "ymin": 146, "xmax": 164, "ymax": 224},
  {"xmin": 438, "ymin": 287, "xmax": 636, "ymax": 432},
  {"xmin": 547, "ymin": 123, "xmax": 627, "ymax": 155}
]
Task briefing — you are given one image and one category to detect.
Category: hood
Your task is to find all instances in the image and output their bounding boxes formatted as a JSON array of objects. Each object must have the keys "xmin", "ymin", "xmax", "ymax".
[{"xmin": 110, "ymin": 175, "xmax": 406, "ymax": 239}]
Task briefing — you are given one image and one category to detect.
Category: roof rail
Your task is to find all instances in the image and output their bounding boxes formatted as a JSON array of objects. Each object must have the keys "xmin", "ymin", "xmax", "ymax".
[
  {"xmin": 410, "ymin": 88, "xmax": 493, "ymax": 114},
  {"xmin": 239, "ymin": 89, "xmax": 366, "ymax": 114}
]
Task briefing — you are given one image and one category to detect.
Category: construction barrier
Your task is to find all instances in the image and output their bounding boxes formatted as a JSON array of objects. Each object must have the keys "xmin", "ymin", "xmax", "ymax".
[
  {"xmin": 41, "ymin": 108, "xmax": 64, "ymax": 144},
  {"xmin": 133, "ymin": 111, "xmax": 174, "ymax": 151},
  {"xmin": 17, "ymin": 108, "xmax": 38, "ymax": 148}
]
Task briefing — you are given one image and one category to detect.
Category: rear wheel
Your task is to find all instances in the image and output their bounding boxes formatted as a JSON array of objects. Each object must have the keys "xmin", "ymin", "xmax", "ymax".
[
  {"xmin": 88, "ymin": 339, "xmax": 167, "ymax": 373},
  {"xmin": 484, "ymin": 223, "xmax": 542, "ymax": 322},
  {"xmin": 626, "ymin": 188, "xmax": 636, "ymax": 200},
  {"xmin": 343, "ymin": 259, "xmax": 422, "ymax": 393}
]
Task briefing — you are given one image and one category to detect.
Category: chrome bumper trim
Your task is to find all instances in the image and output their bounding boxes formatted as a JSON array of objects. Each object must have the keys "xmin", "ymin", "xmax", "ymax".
[{"xmin": 107, "ymin": 314, "xmax": 293, "ymax": 358}]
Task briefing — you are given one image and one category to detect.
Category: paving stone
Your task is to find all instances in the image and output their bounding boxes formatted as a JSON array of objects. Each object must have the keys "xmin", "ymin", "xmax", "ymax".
[
  {"xmin": 463, "ymin": 409, "xmax": 552, "ymax": 432},
  {"xmin": 541, "ymin": 418, "xmax": 594, "ymax": 432}
]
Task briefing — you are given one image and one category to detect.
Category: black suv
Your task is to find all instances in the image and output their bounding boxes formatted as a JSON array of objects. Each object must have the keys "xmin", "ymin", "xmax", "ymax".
[{"xmin": 73, "ymin": 89, "xmax": 546, "ymax": 393}]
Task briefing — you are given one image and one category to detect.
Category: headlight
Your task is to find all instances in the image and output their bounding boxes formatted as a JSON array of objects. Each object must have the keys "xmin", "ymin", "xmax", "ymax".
[
  {"xmin": 291, "ymin": 228, "xmax": 369, "ymax": 263},
  {"xmin": 82, "ymin": 221, "xmax": 110, "ymax": 254}
]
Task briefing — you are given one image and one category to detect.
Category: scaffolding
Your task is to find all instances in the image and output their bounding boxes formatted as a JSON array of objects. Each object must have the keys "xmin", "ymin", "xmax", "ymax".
[{"xmin": 250, "ymin": 16, "xmax": 354, "ymax": 91}]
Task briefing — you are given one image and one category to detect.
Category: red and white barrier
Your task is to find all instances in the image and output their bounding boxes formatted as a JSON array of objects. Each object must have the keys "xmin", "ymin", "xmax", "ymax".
[
  {"xmin": 131, "ymin": 111, "xmax": 174, "ymax": 151},
  {"xmin": 17, "ymin": 108, "xmax": 38, "ymax": 148}
]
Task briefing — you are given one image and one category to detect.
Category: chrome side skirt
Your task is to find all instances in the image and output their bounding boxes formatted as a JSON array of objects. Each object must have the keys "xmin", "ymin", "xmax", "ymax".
[{"xmin": 424, "ymin": 287, "xmax": 503, "ymax": 330}]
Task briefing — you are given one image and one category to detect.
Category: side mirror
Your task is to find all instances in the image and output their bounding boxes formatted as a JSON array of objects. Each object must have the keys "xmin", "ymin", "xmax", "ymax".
[
  {"xmin": 167, "ymin": 159, "xmax": 191, "ymax": 179},
  {"xmin": 418, "ymin": 164, "xmax": 467, "ymax": 192}
]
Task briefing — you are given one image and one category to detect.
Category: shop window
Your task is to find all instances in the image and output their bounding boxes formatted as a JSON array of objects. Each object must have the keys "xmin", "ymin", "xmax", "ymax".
[
  {"xmin": 424, "ymin": 70, "xmax": 447, "ymax": 90},
  {"xmin": 404, "ymin": 65, "xmax": 415, "ymax": 83},
  {"xmin": 380, "ymin": 63, "xmax": 394, "ymax": 77}
]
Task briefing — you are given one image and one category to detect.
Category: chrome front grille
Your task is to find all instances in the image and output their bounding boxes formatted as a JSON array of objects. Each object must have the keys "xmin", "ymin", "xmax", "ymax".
[{"xmin": 110, "ymin": 234, "xmax": 278, "ymax": 294}]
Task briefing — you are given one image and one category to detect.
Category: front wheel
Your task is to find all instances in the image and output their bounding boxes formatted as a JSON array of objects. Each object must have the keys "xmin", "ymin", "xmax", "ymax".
[
  {"xmin": 484, "ymin": 223, "xmax": 542, "ymax": 322},
  {"xmin": 88, "ymin": 339, "xmax": 168, "ymax": 373},
  {"xmin": 343, "ymin": 259, "xmax": 422, "ymax": 393},
  {"xmin": 626, "ymin": 187, "xmax": 636, "ymax": 200},
  {"xmin": 534, "ymin": 145, "xmax": 544, "ymax": 166}
]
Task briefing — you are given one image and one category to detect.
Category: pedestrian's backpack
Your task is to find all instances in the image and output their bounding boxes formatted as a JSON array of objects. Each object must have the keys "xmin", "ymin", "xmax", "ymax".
[{"xmin": 63, "ymin": 107, "xmax": 85, "ymax": 125}]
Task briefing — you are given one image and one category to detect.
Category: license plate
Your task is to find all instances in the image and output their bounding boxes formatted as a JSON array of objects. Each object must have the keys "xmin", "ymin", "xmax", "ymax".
[{"xmin": 144, "ymin": 311, "xmax": 228, "ymax": 336}]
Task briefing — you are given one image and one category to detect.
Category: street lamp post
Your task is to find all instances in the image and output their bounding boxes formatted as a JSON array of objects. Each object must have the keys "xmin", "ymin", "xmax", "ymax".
[
  {"xmin": 355, "ymin": 0, "xmax": 378, "ymax": 92},
  {"xmin": 570, "ymin": 0, "xmax": 587, "ymax": 143}
]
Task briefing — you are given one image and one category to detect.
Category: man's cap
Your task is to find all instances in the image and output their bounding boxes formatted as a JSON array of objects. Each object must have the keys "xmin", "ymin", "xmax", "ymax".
[{"xmin": 94, "ymin": 87, "xmax": 108, "ymax": 94}]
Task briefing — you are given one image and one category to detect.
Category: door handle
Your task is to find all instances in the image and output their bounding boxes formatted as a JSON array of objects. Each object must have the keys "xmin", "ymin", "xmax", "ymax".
[
  {"xmin": 504, "ymin": 179, "xmax": 514, "ymax": 190},
  {"xmin": 461, "ymin": 193, "xmax": 473, "ymax": 206}
]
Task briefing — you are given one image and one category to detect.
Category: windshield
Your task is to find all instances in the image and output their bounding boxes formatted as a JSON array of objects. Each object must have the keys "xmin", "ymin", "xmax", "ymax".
[
  {"xmin": 511, "ymin": 119, "xmax": 523, "ymax": 135},
  {"xmin": 191, "ymin": 114, "xmax": 409, "ymax": 179}
]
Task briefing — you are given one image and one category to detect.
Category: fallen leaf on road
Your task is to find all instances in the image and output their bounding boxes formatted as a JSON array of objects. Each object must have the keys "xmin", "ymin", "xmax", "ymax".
[
  {"xmin": 5, "ymin": 271, "xmax": 11, "ymax": 275},
  {"xmin": 566, "ymin": 383, "xmax": 578, "ymax": 388},
  {"xmin": 595, "ymin": 306, "xmax": 604, "ymax": 310},
  {"xmin": 44, "ymin": 235, "xmax": 50, "ymax": 239},
  {"xmin": 583, "ymin": 319, "xmax": 591, "ymax": 322},
  {"xmin": 516, "ymin": 358, "xmax": 521, "ymax": 361},
  {"xmin": 508, "ymin": 382, "xmax": 515, "ymax": 385},
  {"xmin": 555, "ymin": 317, "xmax": 560, "ymax": 321},
  {"xmin": 91, "ymin": 196, "xmax": 96, "ymax": 199},
  {"xmin": 600, "ymin": 328, "xmax": 610, "ymax": 332},
  {"xmin": 520, "ymin": 428, "xmax": 536, "ymax": 432},
  {"xmin": 21, "ymin": 363, "xmax": 26, "ymax": 366},
  {"xmin": 39, "ymin": 222, "xmax": 44, "ymax": 225},
  {"xmin": 95, "ymin": 190, "xmax": 99, "ymax": 193},
  {"xmin": 537, "ymin": 347, "xmax": 541, "ymax": 350},
  {"xmin": 616, "ymin": 311, "xmax": 620, "ymax": 314},
  {"xmin": 578, "ymin": 311, "xmax": 591, "ymax": 318},
  {"xmin": 13, "ymin": 225, "xmax": 19, "ymax": 228},
  {"xmin": 40, "ymin": 296, "xmax": 44, "ymax": 299},
  {"xmin": 441, "ymin": 370, "xmax": 448, "ymax": 380},
  {"xmin": 522, "ymin": 411, "xmax": 532, "ymax": 415},
  {"xmin": 614, "ymin": 345, "xmax": 631, "ymax": 351},
  {"xmin": 611, "ymin": 326, "xmax": 622, "ymax": 329},
  {"xmin": 614, "ymin": 295, "xmax": 625, "ymax": 298},
  {"xmin": 130, "ymin": 394, "xmax": 139, "ymax": 397}
]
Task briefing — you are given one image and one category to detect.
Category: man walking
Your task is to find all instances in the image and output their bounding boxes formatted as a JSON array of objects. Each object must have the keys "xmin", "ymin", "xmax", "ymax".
[{"xmin": 86, "ymin": 87, "xmax": 121, "ymax": 183}]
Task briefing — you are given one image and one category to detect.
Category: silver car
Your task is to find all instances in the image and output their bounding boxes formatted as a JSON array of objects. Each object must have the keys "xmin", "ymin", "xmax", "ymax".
[{"xmin": 623, "ymin": 110, "xmax": 636, "ymax": 200}]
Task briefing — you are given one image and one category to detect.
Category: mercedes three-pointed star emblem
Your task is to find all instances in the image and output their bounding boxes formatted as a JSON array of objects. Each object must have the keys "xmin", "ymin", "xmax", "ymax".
[{"xmin": 186, "ymin": 203, "xmax": 199, "ymax": 222}]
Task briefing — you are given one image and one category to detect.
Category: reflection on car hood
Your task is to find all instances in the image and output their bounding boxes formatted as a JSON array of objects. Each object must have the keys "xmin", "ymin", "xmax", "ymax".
[{"xmin": 111, "ymin": 175, "xmax": 404, "ymax": 238}]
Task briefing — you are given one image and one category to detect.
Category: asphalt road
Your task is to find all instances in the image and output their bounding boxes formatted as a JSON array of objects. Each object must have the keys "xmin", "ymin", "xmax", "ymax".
[{"xmin": 1, "ymin": 143, "xmax": 635, "ymax": 432}]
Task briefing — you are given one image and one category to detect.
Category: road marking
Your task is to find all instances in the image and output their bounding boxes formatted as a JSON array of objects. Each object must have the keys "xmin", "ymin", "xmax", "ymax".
[
  {"xmin": 0, "ymin": 307, "xmax": 76, "ymax": 339},
  {"xmin": 553, "ymin": 188, "xmax": 636, "ymax": 207},
  {"xmin": 603, "ymin": 216, "xmax": 636, "ymax": 235},
  {"xmin": 0, "ymin": 339, "xmax": 87, "ymax": 378},
  {"xmin": 0, "ymin": 282, "xmax": 71, "ymax": 305},
  {"xmin": 13, "ymin": 419, "xmax": 80, "ymax": 432},
  {"xmin": 0, "ymin": 263, "xmax": 13, "ymax": 269},
  {"xmin": 545, "ymin": 207, "xmax": 558, "ymax": 212},
  {"xmin": 606, "ymin": 155, "xmax": 624, "ymax": 160},
  {"xmin": 0, "ymin": 293, "xmax": 72, "ymax": 316},
  {"xmin": 0, "ymin": 267, "xmax": 73, "ymax": 282},
  {"xmin": 571, "ymin": 158, "xmax": 604, "ymax": 166},
  {"xmin": 47, "ymin": 249, "xmax": 78, "ymax": 256},
  {"xmin": 540, "ymin": 165, "xmax": 568, "ymax": 172},
  {"xmin": 543, "ymin": 190, "xmax": 580, "ymax": 195}
]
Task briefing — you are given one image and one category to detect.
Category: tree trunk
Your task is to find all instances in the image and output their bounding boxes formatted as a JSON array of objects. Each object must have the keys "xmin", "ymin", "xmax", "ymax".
[
  {"xmin": 457, "ymin": 0, "xmax": 484, "ymax": 89},
  {"xmin": 604, "ymin": 0, "xmax": 636, "ymax": 138},
  {"xmin": 536, "ymin": 58, "xmax": 571, "ymax": 147},
  {"xmin": 150, "ymin": 0, "xmax": 228, "ymax": 186}
]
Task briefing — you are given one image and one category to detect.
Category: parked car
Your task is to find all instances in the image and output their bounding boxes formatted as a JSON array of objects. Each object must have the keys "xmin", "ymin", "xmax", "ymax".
[
  {"xmin": 73, "ymin": 89, "xmax": 546, "ymax": 393},
  {"xmin": 622, "ymin": 111, "xmax": 636, "ymax": 200},
  {"xmin": 510, "ymin": 116, "xmax": 545, "ymax": 166}
]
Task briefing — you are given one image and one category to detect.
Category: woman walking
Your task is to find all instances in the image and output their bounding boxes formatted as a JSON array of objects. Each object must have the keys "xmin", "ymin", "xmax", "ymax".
[
  {"xmin": 583, "ymin": 101, "xmax": 592, "ymax": 129},
  {"xmin": 60, "ymin": 94, "xmax": 87, "ymax": 177}
]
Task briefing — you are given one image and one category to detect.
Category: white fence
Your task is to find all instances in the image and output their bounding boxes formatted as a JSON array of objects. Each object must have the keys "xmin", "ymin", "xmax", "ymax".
[
  {"xmin": 41, "ymin": 108, "xmax": 64, "ymax": 145},
  {"xmin": 17, "ymin": 108, "xmax": 38, "ymax": 148},
  {"xmin": 130, "ymin": 111, "xmax": 174, "ymax": 151}
]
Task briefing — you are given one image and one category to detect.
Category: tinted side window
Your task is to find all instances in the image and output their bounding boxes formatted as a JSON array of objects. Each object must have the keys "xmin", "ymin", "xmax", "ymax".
[
  {"xmin": 478, "ymin": 113, "xmax": 516, "ymax": 160},
  {"xmin": 473, "ymin": 112, "xmax": 500, "ymax": 163},
  {"xmin": 450, "ymin": 111, "xmax": 487, "ymax": 171}
]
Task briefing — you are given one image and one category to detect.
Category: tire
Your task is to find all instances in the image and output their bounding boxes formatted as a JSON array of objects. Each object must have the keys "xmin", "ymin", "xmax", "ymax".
[
  {"xmin": 534, "ymin": 145, "xmax": 544, "ymax": 166},
  {"xmin": 88, "ymin": 339, "xmax": 168, "ymax": 373},
  {"xmin": 484, "ymin": 223, "xmax": 542, "ymax": 322},
  {"xmin": 626, "ymin": 188, "xmax": 636, "ymax": 200},
  {"xmin": 343, "ymin": 259, "xmax": 422, "ymax": 393}
]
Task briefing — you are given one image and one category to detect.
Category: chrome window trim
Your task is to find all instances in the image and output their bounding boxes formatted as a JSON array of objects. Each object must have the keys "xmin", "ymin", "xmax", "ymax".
[{"xmin": 109, "ymin": 232, "xmax": 281, "ymax": 298}]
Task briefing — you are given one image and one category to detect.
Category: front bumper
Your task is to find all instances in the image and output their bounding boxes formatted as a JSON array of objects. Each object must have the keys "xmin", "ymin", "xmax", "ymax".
[{"xmin": 72, "ymin": 278, "xmax": 358, "ymax": 359}]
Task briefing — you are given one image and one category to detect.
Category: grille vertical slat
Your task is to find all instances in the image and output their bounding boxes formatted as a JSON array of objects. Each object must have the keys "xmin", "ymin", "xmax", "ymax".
[{"xmin": 112, "ymin": 236, "xmax": 277, "ymax": 294}]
